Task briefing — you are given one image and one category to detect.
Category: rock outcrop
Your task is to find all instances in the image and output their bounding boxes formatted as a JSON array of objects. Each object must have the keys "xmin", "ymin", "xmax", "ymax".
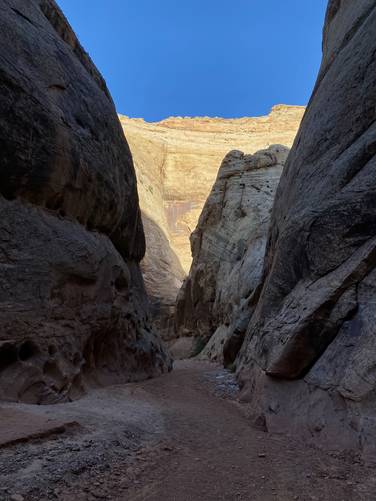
[
  {"xmin": 120, "ymin": 108, "xmax": 304, "ymax": 338},
  {"xmin": 174, "ymin": 146, "xmax": 290, "ymax": 360},
  {"xmin": 236, "ymin": 0, "xmax": 376, "ymax": 457},
  {"xmin": 0, "ymin": 0, "xmax": 170, "ymax": 404}
]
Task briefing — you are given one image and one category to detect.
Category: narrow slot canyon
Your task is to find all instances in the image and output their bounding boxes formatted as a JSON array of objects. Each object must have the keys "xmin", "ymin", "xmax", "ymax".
[{"xmin": 0, "ymin": 1, "xmax": 376, "ymax": 500}]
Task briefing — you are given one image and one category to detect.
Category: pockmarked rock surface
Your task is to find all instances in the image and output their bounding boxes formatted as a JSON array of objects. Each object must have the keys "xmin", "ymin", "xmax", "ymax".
[
  {"xmin": 120, "ymin": 108, "xmax": 304, "ymax": 339},
  {"xmin": 237, "ymin": 0, "xmax": 376, "ymax": 457},
  {"xmin": 0, "ymin": 0, "xmax": 170, "ymax": 403},
  {"xmin": 174, "ymin": 145, "xmax": 289, "ymax": 360}
]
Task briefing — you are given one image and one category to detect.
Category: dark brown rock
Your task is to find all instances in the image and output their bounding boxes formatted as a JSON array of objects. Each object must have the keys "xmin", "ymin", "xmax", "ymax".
[
  {"xmin": 0, "ymin": 0, "xmax": 170, "ymax": 403},
  {"xmin": 0, "ymin": 0, "xmax": 144, "ymax": 260},
  {"xmin": 237, "ymin": 0, "xmax": 376, "ymax": 457}
]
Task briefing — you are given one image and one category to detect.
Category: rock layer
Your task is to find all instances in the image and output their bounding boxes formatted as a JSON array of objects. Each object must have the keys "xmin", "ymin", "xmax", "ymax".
[
  {"xmin": 120, "ymin": 108, "xmax": 304, "ymax": 337},
  {"xmin": 120, "ymin": 107, "xmax": 304, "ymax": 274},
  {"xmin": 174, "ymin": 146, "xmax": 289, "ymax": 359},
  {"xmin": 237, "ymin": 0, "xmax": 376, "ymax": 457},
  {"xmin": 0, "ymin": 0, "xmax": 170, "ymax": 403}
]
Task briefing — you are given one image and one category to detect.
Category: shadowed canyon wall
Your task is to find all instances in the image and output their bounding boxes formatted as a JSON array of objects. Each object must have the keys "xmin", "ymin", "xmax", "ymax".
[
  {"xmin": 234, "ymin": 0, "xmax": 376, "ymax": 457},
  {"xmin": 120, "ymin": 108, "xmax": 304, "ymax": 337},
  {"xmin": 0, "ymin": 0, "xmax": 170, "ymax": 403}
]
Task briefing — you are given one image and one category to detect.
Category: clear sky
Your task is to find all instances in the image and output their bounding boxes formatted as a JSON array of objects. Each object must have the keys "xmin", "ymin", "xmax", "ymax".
[{"xmin": 57, "ymin": 0, "xmax": 328, "ymax": 122}]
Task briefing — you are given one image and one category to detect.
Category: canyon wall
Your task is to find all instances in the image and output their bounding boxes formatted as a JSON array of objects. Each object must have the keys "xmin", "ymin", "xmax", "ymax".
[
  {"xmin": 118, "ymin": 117, "xmax": 186, "ymax": 339},
  {"xmin": 120, "ymin": 107, "xmax": 304, "ymax": 338},
  {"xmin": 0, "ymin": 0, "xmax": 170, "ymax": 404},
  {"xmin": 236, "ymin": 0, "xmax": 376, "ymax": 457},
  {"xmin": 174, "ymin": 145, "xmax": 290, "ymax": 360}
]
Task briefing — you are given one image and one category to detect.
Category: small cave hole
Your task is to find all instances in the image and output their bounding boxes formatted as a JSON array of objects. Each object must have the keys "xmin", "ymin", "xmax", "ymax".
[
  {"xmin": 48, "ymin": 345, "xmax": 57, "ymax": 356},
  {"xmin": 0, "ymin": 344, "xmax": 18, "ymax": 372},
  {"xmin": 19, "ymin": 340, "xmax": 39, "ymax": 361},
  {"xmin": 115, "ymin": 274, "xmax": 128, "ymax": 291}
]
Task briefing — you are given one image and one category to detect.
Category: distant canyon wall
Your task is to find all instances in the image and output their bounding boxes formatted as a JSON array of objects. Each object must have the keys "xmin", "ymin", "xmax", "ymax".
[{"xmin": 120, "ymin": 106, "xmax": 304, "ymax": 337}]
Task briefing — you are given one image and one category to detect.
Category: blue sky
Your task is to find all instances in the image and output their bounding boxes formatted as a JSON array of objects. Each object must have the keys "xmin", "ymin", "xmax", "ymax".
[{"xmin": 57, "ymin": 0, "xmax": 328, "ymax": 121}]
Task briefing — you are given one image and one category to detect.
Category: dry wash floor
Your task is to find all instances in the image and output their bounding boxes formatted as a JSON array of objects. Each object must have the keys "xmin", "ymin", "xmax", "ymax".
[{"xmin": 0, "ymin": 360, "xmax": 374, "ymax": 500}]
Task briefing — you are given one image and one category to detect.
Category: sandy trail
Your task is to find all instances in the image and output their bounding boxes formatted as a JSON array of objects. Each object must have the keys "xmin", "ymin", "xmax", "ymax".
[{"xmin": 0, "ymin": 360, "xmax": 374, "ymax": 500}]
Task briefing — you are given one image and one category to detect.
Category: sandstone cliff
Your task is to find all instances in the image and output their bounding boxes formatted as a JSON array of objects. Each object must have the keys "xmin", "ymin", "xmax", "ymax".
[
  {"xmin": 119, "ymin": 107, "xmax": 304, "ymax": 337},
  {"xmin": 117, "ymin": 118, "xmax": 186, "ymax": 339},
  {"xmin": 174, "ymin": 146, "xmax": 289, "ymax": 359},
  {"xmin": 0, "ymin": 0, "xmax": 170, "ymax": 403},
  {"xmin": 236, "ymin": 0, "xmax": 376, "ymax": 457}
]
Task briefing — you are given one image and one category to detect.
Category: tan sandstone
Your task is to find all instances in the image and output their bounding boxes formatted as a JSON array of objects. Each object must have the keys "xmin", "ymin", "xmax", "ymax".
[{"xmin": 119, "ymin": 106, "xmax": 304, "ymax": 337}]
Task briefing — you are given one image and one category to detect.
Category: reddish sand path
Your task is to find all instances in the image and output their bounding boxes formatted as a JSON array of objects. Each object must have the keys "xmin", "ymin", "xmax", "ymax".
[
  {"xmin": 0, "ymin": 360, "xmax": 374, "ymax": 500},
  {"xmin": 125, "ymin": 361, "xmax": 373, "ymax": 501}
]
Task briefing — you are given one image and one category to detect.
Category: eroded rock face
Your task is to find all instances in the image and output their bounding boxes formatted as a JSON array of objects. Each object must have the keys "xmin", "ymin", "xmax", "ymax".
[
  {"xmin": 174, "ymin": 145, "xmax": 290, "ymax": 359},
  {"xmin": 237, "ymin": 0, "xmax": 376, "ymax": 457},
  {"xmin": 119, "ymin": 108, "xmax": 303, "ymax": 339},
  {"xmin": 0, "ymin": 0, "xmax": 170, "ymax": 403}
]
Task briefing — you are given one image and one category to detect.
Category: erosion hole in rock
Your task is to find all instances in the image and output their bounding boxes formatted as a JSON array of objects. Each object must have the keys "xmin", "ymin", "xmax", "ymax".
[
  {"xmin": 115, "ymin": 274, "xmax": 128, "ymax": 291},
  {"xmin": 48, "ymin": 344, "xmax": 57, "ymax": 356},
  {"xmin": 0, "ymin": 343, "xmax": 18, "ymax": 371},
  {"xmin": 19, "ymin": 340, "xmax": 39, "ymax": 361}
]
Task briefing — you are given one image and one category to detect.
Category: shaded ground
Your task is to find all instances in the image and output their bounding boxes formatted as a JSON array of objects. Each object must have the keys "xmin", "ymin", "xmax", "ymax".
[{"xmin": 0, "ymin": 360, "xmax": 375, "ymax": 500}]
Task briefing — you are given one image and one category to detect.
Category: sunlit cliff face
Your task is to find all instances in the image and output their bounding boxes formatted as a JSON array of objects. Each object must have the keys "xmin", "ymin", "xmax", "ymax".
[{"xmin": 119, "ymin": 104, "xmax": 304, "ymax": 277}]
